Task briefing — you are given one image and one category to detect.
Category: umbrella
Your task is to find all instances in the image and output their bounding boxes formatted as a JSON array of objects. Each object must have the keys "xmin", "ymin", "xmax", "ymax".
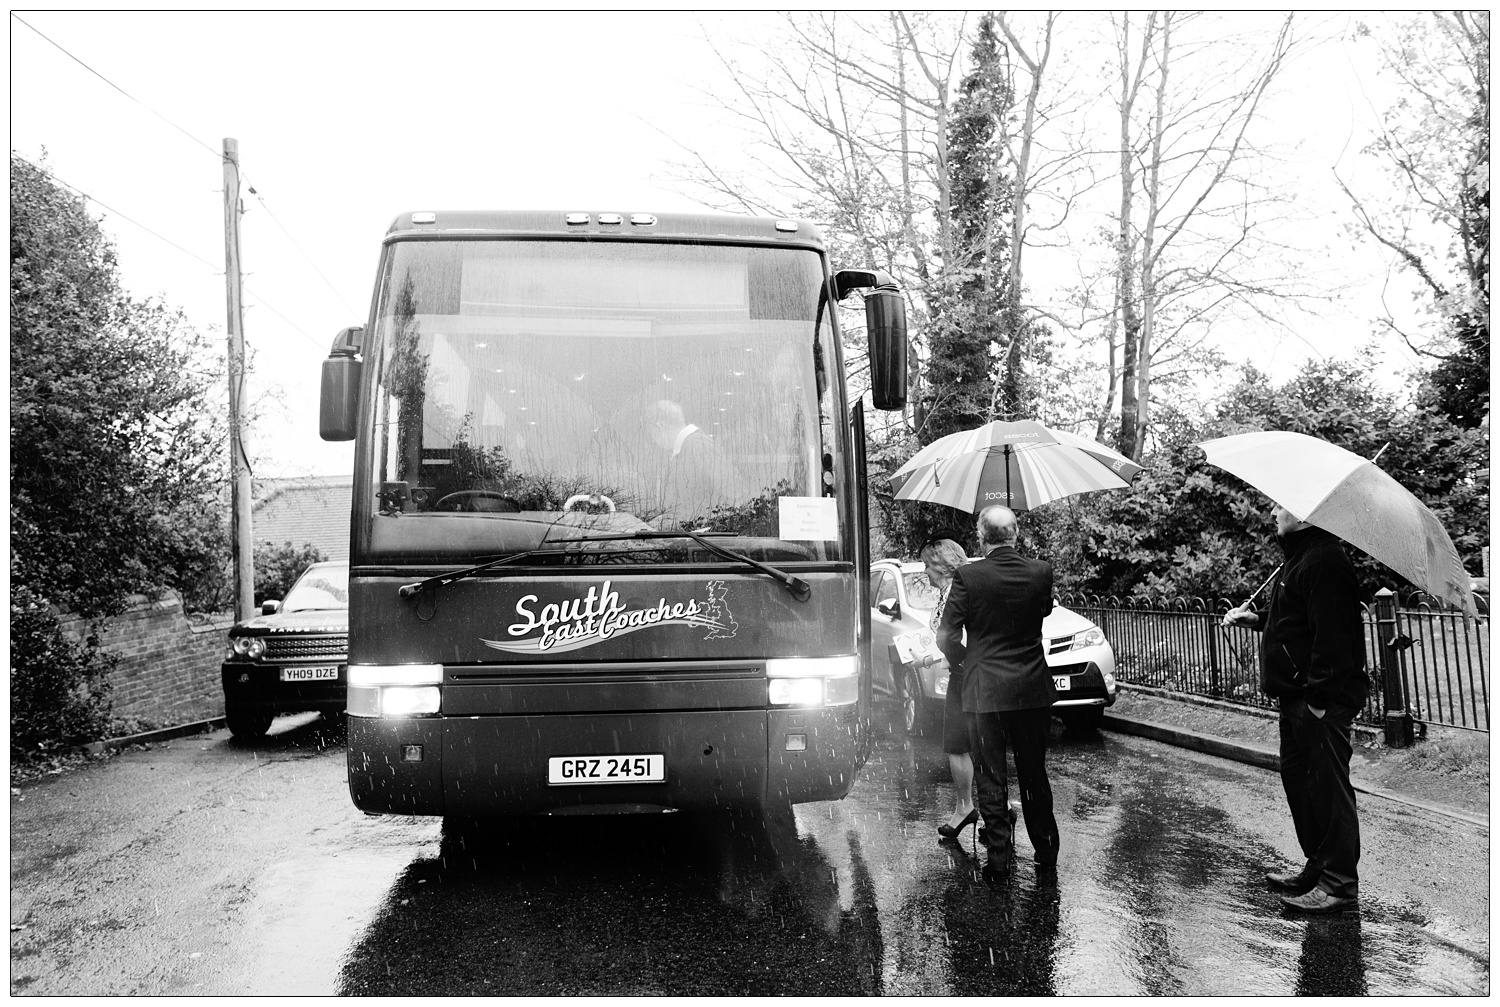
[
  {"xmin": 890, "ymin": 419, "xmax": 1144, "ymax": 512},
  {"xmin": 1198, "ymin": 430, "xmax": 1476, "ymax": 616}
]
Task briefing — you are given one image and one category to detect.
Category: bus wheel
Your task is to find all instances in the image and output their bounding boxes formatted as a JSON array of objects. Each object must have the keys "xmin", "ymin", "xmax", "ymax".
[
  {"xmin": 225, "ymin": 697, "xmax": 273, "ymax": 740},
  {"xmin": 900, "ymin": 666, "xmax": 928, "ymax": 736}
]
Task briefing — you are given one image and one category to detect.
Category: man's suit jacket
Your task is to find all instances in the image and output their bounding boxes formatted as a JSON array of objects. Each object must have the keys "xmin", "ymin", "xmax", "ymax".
[
  {"xmin": 938, "ymin": 544, "xmax": 1056, "ymax": 714},
  {"xmin": 660, "ymin": 427, "xmax": 740, "ymax": 520}
]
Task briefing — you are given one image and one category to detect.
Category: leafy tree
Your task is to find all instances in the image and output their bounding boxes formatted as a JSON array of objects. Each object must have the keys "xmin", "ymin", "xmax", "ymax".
[
  {"xmin": 11, "ymin": 154, "xmax": 228, "ymax": 752},
  {"xmin": 12, "ymin": 154, "xmax": 228, "ymax": 618},
  {"xmin": 921, "ymin": 12, "xmax": 1011, "ymax": 441}
]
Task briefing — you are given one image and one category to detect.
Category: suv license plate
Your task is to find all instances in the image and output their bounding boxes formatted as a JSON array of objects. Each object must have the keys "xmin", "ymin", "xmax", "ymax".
[
  {"xmin": 281, "ymin": 666, "xmax": 339, "ymax": 682},
  {"xmin": 1052, "ymin": 675, "xmax": 1071, "ymax": 691},
  {"xmin": 548, "ymin": 755, "xmax": 666, "ymax": 785}
]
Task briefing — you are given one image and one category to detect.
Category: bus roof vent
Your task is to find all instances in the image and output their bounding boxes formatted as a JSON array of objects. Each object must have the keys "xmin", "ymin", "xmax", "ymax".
[
  {"xmin": 598, "ymin": 213, "xmax": 623, "ymax": 225},
  {"xmin": 630, "ymin": 213, "xmax": 657, "ymax": 226},
  {"xmin": 411, "ymin": 212, "xmax": 437, "ymax": 225},
  {"xmin": 774, "ymin": 219, "xmax": 799, "ymax": 233},
  {"xmin": 565, "ymin": 213, "xmax": 590, "ymax": 225}
]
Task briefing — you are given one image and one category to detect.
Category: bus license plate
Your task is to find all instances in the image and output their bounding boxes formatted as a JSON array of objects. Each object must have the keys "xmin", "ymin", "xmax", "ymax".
[
  {"xmin": 548, "ymin": 755, "xmax": 666, "ymax": 786},
  {"xmin": 281, "ymin": 666, "xmax": 339, "ymax": 682},
  {"xmin": 1053, "ymin": 675, "xmax": 1071, "ymax": 691}
]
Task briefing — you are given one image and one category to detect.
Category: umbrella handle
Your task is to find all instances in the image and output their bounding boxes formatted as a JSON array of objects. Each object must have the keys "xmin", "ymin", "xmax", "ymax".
[
  {"xmin": 1223, "ymin": 564, "xmax": 1282, "ymax": 628},
  {"xmin": 1245, "ymin": 564, "xmax": 1282, "ymax": 606}
]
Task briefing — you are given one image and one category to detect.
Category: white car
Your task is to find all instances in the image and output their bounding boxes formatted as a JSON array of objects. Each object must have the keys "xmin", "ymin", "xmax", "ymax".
[{"xmin": 869, "ymin": 558, "xmax": 1118, "ymax": 733}]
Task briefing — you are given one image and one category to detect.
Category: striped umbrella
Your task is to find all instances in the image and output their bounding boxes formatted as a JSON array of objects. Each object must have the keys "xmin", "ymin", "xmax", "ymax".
[{"xmin": 890, "ymin": 420, "xmax": 1144, "ymax": 513}]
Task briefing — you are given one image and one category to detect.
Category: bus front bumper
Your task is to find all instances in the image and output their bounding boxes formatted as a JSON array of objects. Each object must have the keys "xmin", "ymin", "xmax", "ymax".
[{"xmin": 346, "ymin": 705, "xmax": 863, "ymax": 817}]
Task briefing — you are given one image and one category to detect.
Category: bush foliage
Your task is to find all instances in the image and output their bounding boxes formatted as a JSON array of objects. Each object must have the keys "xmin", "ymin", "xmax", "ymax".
[
  {"xmin": 254, "ymin": 541, "xmax": 328, "ymax": 607},
  {"xmin": 10, "ymin": 586, "xmax": 116, "ymax": 755}
]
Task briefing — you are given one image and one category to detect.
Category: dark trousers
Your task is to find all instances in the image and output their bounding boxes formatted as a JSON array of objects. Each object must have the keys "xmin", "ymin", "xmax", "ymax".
[
  {"xmin": 1278, "ymin": 697, "xmax": 1360, "ymax": 897},
  {"xmin": 969, "ymin": 707, "xmax": 1059, "ymax": 868}
]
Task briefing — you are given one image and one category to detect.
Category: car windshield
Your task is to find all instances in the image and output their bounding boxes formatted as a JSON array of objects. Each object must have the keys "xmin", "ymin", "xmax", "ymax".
[
  {"xmin": 903, "ymin": 570, "xmax": 943, "ymax": 611},
  {"xmin": 283, "ymin": 565, "xmax": 350, "ymax": 612},
  {"xmin": 362, "ymin": 238, "xmax": 846, "ymax": 564}
]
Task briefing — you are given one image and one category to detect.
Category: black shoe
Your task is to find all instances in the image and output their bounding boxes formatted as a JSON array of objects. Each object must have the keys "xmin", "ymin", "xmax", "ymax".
[
  {"xmin": 1266, "ymin": 867, "xmax": 1318, "ymax": 893},
  {"xmin": 1280, "ymin": 887, "xmax": 1358, "ymax": 914},
  {"xmin": 981, "ymin": 861, "xmax": 1011, "ymax": 887},
  {"xmin": 938, "ymin": 808, "xmax": 979, "ymax": 840}
]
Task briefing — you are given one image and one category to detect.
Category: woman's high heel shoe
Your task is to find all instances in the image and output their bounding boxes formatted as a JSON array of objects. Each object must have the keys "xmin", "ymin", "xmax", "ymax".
[{"xmin": 937, "ymin": 808, "xmax": 979, "ymax": 840}]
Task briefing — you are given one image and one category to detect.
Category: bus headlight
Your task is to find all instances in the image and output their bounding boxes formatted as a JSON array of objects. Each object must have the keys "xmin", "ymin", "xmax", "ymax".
[
  {"xmin": 379, "ymin": 687, "xmax": 441, "ymax": 716},
  {"xmin": 766, "ymin": 656, "xmax": 858, "ymax": 707},
  {"xmin": 347, "ymin": 664, "xmax": 443, "ymax": 717}
]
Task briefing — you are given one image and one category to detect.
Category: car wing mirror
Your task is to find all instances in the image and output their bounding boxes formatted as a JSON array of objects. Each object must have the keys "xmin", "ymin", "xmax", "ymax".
[
  {"xmin": 877, "ymin": 599, "xmax": 900, "ymax": 619},
  {"xmin": 261, "ymin": 600, "xmax": 282, "ymax": 615}
]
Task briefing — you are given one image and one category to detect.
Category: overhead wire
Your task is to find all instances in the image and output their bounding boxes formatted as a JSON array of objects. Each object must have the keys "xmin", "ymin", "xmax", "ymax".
[
  {"xmin": 12, "ymin": 13, "xmax": 222, "ymax": 161},
  {"xmin": 13, "ymin": 12, "xmax": 359, "ymax": 321},
  {"xmin": 14, "ymin": 154, "xmax": 327, "ymax": 352},
  {"xmin": 241, "ymin": 179, "xmax": 361, "ymax": 315},
  {"xmin": 12, "ymin": 154, "xmax": 223, "ymax": 272}
]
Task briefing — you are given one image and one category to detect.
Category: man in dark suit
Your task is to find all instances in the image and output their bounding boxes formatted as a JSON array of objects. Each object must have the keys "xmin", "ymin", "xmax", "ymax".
[
  {"xmin": 938, "ymin": 504, "xmax": 1059, "ymax": 884},
  {"xmin": 645, "ymin": 398, "xmax": 740, "ymax": 523}
]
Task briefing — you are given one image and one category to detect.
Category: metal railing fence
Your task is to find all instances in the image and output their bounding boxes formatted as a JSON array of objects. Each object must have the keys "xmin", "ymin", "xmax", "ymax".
[{"xmin": 1058, "ymin": 593, "xmax": 1489, "ymax": 735}]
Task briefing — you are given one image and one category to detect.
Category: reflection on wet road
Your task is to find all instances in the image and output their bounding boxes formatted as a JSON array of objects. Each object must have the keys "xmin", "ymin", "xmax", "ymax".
[{"xmin": 339, "ymin": 719, "xmax": 1488, "ymax": 995}]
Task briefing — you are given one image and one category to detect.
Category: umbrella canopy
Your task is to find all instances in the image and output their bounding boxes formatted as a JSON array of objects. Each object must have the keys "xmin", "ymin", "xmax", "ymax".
[
  {"xmin": 890, "ymin": 419, "xmax": 1144, "ymax": 513},
  {"xmin": 1198, "ymin": 430, "xmax": 1476, "ymax": 616}
]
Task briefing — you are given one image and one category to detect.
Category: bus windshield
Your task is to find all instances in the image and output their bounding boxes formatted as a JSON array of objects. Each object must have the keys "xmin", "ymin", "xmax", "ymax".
[{"xmin": 364, "ymin": 239, "xmax": 845, "ymax": 564}]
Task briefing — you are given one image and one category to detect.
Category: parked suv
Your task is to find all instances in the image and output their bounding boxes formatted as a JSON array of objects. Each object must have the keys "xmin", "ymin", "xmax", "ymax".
[
  {"xmin": 869, "ymin": 558, "xmax": 1118, "ymax": 733},
  {"xmin": 220, "ymin": 560, "xmax": 349, "ymax": 739}
]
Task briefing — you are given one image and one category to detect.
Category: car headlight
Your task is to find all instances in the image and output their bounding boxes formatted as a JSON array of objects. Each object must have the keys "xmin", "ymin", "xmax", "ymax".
[
  {"xmin": 229, "ymin": 637, "xmax": 266, "ymax": 659},
  {"xmin": 1070, "ymin": 627, "xmax": 1105, "ymax": 651},
  {"xmin": 766, "ymin": 656, "xmax": 858, "ymax": 707}
]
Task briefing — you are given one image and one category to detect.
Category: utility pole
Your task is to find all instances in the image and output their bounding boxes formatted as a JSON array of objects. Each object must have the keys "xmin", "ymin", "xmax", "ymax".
[{"xmin": 223, "ymin": 138, "xmax": 255, "ymax": 621}]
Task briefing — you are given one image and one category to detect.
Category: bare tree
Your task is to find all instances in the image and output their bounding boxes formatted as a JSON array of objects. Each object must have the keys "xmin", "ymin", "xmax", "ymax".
[
  {"xmin": 1100, "ymin": 12, "xmax": 1304, "ymax": 459},
  {"xmin": 1336, "ymin": 11, "xmax": 1489, "ymax": 426},
  {"xmin": 672, "ymin": 12, "xmax": 972, "ymax": 444}
]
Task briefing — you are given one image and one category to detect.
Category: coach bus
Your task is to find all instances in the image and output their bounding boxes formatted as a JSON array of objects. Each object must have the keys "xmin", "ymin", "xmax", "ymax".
[{"xmin": 319, "ymin": 209, "xmax": 907, "ymax": 817}]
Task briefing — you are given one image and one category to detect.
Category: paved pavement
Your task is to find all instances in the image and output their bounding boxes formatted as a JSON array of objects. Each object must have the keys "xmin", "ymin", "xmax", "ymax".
[{"xmin": 1102, "ymin": 702, "xmax": 1487, "ymax": 830}]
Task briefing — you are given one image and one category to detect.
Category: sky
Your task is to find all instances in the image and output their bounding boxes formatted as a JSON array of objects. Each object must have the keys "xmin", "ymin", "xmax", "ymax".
[{"xmin": 9, "ymin": 11, "xmax": 1432, "ymax": 478}]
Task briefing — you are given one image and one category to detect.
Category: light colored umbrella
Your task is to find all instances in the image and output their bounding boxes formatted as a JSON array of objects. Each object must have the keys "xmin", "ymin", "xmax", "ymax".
[
  {"xmin": 890, "ymin": 419, "xmax": 1144, "ymax": 512},
  {"xmin": 1198, "ymin": 430, "xmax": 1476, "ymax": 615}
]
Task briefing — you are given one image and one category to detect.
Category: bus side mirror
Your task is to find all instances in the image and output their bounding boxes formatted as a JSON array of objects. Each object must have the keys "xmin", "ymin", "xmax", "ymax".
[
  {"xmin": 864, "ymin": 284, "xmax": 907, "ymax": 411},
  {"xmin": 833, "ymin": 269, "xmax": 908, "ymax": 411},
  {"xmin": 320, "ymin": 325, "xmax": 364, "ymax": 442}
]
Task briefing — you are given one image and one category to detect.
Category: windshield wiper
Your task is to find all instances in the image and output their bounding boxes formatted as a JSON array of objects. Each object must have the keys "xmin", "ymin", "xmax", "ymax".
[
  {"xmin": 397, "ymin": 529, "xmax": 811, "ymax": 602},
  {"xmin": 399, "ymin": 547, "xmax": 555, "ymax": 599},
  {"xmin": 626, "ymin": 529, "xmax": 811, "ymax": 602}
]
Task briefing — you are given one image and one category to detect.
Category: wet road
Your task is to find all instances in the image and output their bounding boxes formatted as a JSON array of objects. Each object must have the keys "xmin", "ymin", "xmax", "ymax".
[{"xmin": 10, "ymin": 710, "xmax": 1489, "ymax": 995}]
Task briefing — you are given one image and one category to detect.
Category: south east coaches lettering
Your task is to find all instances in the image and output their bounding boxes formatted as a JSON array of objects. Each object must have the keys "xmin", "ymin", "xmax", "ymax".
[{"xmin": 482, "ymin": 580, "xmax": 731, "ymax": 655}]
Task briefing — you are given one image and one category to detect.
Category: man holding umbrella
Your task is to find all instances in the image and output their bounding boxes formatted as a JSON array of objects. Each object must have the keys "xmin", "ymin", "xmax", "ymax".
[
  {"xmin": 937, "ymin": 504, "xmax": 1060, "ymax": 885},
  {"xmin": 1224, "ymin": 503, "xmax": 1369, "ymax": 914}
]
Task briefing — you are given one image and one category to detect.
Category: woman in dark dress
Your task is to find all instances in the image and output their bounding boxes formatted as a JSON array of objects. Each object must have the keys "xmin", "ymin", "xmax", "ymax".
[{"xmin": 919, "ymin": 538, "xmax": 978, "ymax": 840}]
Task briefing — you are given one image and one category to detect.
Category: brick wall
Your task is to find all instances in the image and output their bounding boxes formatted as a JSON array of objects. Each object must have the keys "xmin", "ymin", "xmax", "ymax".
[{"xmin": 58, "ymin": 594, "xmax": 235, "ymax": 728}]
